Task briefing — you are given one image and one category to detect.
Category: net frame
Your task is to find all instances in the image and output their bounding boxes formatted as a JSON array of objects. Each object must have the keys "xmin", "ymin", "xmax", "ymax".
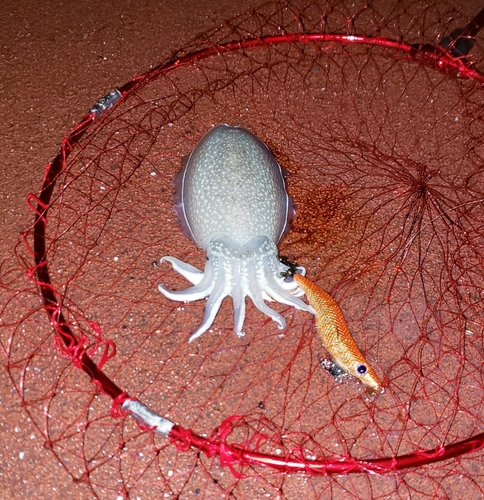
[{"xmin": 10, "ymin": 0, "xmax": 484, "ymax": 493}]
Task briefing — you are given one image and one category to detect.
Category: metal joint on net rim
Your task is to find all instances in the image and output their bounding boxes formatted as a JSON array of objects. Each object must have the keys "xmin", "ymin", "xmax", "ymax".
[
  {"xmin": 89, "ymin": 89, "xmax": 122, "ymax": 117},
  {"xmin": 122, "ymin": 399, "xmax": 175, "ymax": 436}
]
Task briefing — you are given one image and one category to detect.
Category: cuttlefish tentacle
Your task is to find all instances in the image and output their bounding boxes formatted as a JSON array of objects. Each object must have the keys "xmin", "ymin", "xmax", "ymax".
[
  {"xmin": 248, "ymin": 289, "xmax": 286, "ymax": 330},
  {"xmin": 188, "ymin": 265, "xmax": 228, "ymax": 343},
  {"xmin": 160, "ymin": 256, "xmax": 204, "ymax": 285},
  {"xmin": 232, "ymin": 284, "xmax": 246, "ymax": 336},
  {"xmin": 158, "ymin": 257, "xmax": 216, "ymax": 301}
]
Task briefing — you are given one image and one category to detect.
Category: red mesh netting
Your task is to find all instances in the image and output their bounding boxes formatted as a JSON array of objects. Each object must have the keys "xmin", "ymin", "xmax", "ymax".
[{"xmin": 3, "ymin": 0, "xmax": 484, "ymax": 498}]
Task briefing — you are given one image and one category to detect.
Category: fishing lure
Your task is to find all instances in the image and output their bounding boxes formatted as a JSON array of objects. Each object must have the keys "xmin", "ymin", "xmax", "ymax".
[{"xmin": 294, "ymin": 273, "xmax": 382, "ymax": 391}]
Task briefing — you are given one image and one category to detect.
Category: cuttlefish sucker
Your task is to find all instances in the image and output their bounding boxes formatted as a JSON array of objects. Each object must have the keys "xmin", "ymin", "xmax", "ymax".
[{"xmin": 294, "ymin": 273, "xmax": 382, "ymax": 391}]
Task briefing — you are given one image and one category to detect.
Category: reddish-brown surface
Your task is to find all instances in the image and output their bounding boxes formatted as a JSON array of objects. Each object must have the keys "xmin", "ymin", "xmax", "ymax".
[
  {"xmin": 0, "ymin": 1, "xmax": 256, "ymax": 497},
  {"xmin": 2, "ymin": 0, "xmax": 484, "ymax": 499}
]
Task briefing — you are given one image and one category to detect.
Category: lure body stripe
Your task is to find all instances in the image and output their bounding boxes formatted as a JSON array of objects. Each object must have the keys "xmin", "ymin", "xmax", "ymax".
[{"xmin": 294, "ymin": 273, "xmax": 381, "ymax": 390}]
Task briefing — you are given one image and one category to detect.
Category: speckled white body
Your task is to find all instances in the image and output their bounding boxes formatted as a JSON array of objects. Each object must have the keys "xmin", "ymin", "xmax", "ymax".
[
  {"xmin": 179, "ymin": 124, "xmax": 289, "ymax": 247},
  {"xmin": 158, "ymin": 125, "xmax": 312, "ymax": 342}
]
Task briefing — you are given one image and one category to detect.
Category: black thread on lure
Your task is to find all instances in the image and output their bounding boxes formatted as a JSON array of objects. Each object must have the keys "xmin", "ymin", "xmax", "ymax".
[
  {"xmin": 278, "ymin": 255, "xmax": 300, "ymax": 279},
  {"xmin": 319, "ymin": 357, "xmax": 347, "ymax": 379}
]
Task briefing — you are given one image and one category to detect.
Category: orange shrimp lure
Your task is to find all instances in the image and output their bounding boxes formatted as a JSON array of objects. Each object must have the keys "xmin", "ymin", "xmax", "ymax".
[{"xmin": 294, "ymin": 273, "xmax": 382, "ymax": 391}]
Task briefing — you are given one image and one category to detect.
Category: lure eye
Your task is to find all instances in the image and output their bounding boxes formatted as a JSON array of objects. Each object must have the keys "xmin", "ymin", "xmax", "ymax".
[{"xmin": 357, "ymin": 364, "xmax": 367, "ymax": 375}]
